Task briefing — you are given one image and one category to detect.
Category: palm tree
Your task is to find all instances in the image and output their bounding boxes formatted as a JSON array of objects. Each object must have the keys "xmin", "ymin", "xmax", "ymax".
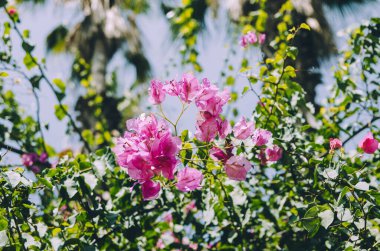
[
  {"xmin": 43, "ymin": 0, "xmax": 151, "ymax": 137},
  {"xmin": 161, "ymin": 0, "xmax": 375, "ymax": 110}
]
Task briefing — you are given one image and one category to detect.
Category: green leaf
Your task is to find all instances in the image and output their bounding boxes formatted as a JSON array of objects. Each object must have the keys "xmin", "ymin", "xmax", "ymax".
[
  {"xmin": 22, "ymin": 203, "xmax": 36, "ymax": 209},
  {"xmin": 30, "ymin": 75, "xmax": 42, "ymax": 89},
  {"xmin": 39, "ymin": 177, "xmax": 53, "ymax": 190},
  {"xmin": 53, "ymin": 78, "xmax": 66, "ymax": 93},
  {"xmin": 54, "ymin": 104, "xmax": 68, "ymax": 120},
  {"xmin": 303, "ymin": 206, "xmax": 321, "ymax": 237},
  {"xmin": 226, "ymin": 76, "xmax": 235, "ymax": 86},
  {"xmin": 300, "ymin": 23, "xmax": 311, "ymax": 31},
  {"xmin": 286, "ymin": 46, "xmax": 298, "ymax": 60},
  {"xmin": 23, "ymin": 54, "xmax": 37, "ymax": 70},
  {"xmin": 0, "ymin": 218, "xmax": 8, "ymax": 231},
  {"xmin": 22, "ymin": 42, "xmax": 35, "ymax": 53},
  {"xmin": 286, "ymin": 33, "xmax": 294, "ymax": 41},
  {"xmin": 0, "ymin": 72, "xmax": 9, "ymax": 77},
  {"xmin": 337, "ymin": 186, "xmax": 350, "ymax": 205},
  {"xmin": 284, "ymin": 65, "xmax": 296, "ymax": 78},
  {"xmin": 242, "ymin": 86, "xmax": 250, "ymax": 95}
]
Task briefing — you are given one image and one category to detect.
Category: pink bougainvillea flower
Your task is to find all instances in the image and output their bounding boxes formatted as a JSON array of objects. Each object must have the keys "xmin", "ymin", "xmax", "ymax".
[
  {"xmin": 195, "ymin": 79, "xmax": 230, "ymax": 116},
  {"xmin": 127, "ymin": 152, "xmax": 154, "ymax": 181},
  {"xmin": 329, "ymin": 138, "xmax": 342, "ymax": 151},
  {"xmin": 179, "ymin": 73, "xmax": 200, "ymax": 103},
  {"xmin": 258, "ymin": 33, "xmax": 266, "ymax": 44},
  {"xmin": 163, "ymin": 79, "xmax": 181, "ymax": 96},
  {"xmin": 233, "ymin": 116, "xmax": 254, "ymax": 140},
  {"xmin": 189, "ymin": 243, "xmax": 198, "ymax": 250},
  {"xmin": 127, "ymin": 113, "xmax": 171, "ymax": 141},
  {"xmin": 225, "ymin": 156, "xmax": 252, "ymax": 181},
  {"xmin": 246, "ymin": 31, "xmax": 257, "ymax": 44},
  {"xmin": 252, "ymin": 129, "xmax": 272, "ymax": 146},
  {"xmin": 163, "ymin": 212, "xmax": 173, "ymax": 223},
  {"xmin": 265, "ymin": 145, "xmax": 283, "ymax": 162},
  {"xmin": 150, "ymin": 134, "xmax": 181, "ymax": 179},
  {"xmin": 176, "ymin": 167, "xmax": 203, "ymax": 192},
  {"xmin": 185, "ymin": 200, "xmax": 197, "ymax": 213},
  {"xmin": 141, "ymin": 180, "xmax": 161, "ymax": 200},
  {"xmin": 359, "ymin": 132, "xmax": 379, "ymax": 154},
  {"xmin": 218, "ymin": 118, "xmax": 231, "ymax": 139},
  {"xmin": 22, "ymin": 153, "xmax": 38, "ymax": 167},
  {"xmin": 39, "ymin": 152, "xmax": 48, "ymax": 162},
  {"xmin": 209, "ymin": 147, "xmax": 229, "ymax": 163},
  {"xmin": 156, "ymin": 238, "xmax": 165, "ymax": 249},
  {"xmin": 240, "ymin": 35, "xmax": 248, "ymax": 47},
  {"xmin": 195, "ymin": 115, "xmax": 219, "ymax": 142},
  {"xmin": 195, "ymin": 78, "xmax": 219, "ymax": 108},
  {"xmin": 149, "ymin": 79, "xmax": 166, "ymax": 104}
]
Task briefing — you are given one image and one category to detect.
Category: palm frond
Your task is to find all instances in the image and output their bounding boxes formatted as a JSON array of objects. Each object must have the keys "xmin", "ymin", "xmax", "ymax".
[{"xmin": 46, "ymin": 25, "xmax": 69, "ymax": 53}]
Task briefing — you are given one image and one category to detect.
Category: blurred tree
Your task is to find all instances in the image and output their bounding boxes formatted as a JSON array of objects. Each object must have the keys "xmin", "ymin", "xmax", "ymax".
[
  {"xmin": 161, "ymin": 0, "xmax": 375, "ymax": 111},
  {"xmin": 18, "ymin": 0, "xmax": 152, "ymax": 146}
]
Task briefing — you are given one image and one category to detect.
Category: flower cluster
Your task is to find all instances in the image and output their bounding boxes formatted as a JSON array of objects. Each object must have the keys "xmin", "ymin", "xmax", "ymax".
[
  {"xmin": 114, "ymin": 73, "xmax": 285, "ymax": 200},
  {"xmin": 330, "ymin": 132, "xmax": 378, "ymax": 154},
  {"xmin": 22, "ymin": 152, "xmax": 49, "ymax": 174},
  {"xmin": 240, "ymin": 31, "xmax": 266, "ymax": 48},
  {"xmin": 149, "ymin": 73, "xmax": 231, "ymax": 142},
  {"xmin": 113, "ymin": 114, "xmax": 189, "ymax": 200}
]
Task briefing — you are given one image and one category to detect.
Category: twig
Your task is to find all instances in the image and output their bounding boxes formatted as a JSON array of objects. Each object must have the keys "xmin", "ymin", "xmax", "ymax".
[
  {"xmin": 3, "ymin": 7, "xmax": 91, "ymax": 152},
  {"xmin": 0, "ymin": 143, "xmax": 25, "ymax": 155}
]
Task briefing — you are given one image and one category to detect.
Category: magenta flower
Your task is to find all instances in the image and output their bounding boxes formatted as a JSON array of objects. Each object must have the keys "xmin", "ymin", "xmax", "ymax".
[
  {"xmin": 150, "ymin": 134, "xmax": 181, "ymax": 179},
  {"xmin": 185, "ymin": 200, "xmax": 197, "ymax": 213},
  {"xmin": 233, "ymin": 116, "xmax": 254, "ymax": 140},
  {"xmin": 252, "ymin": 129, "xmax": 272, "ymax": 146},
  {"xmin": 149, "ymin": 79, "xmax": 166, "ymax": 104},
  {"xmin": 127, "ymin": 152, "xmax": 154, "ymax": 181},
  {"xmin": 210, "ymin": 147, "xmax": 229, "ymax": 163},
  {"xmin": 195, "ymin": 115, "xmax": 219, "ymax": 142},
  {"xmin": 218, "ymin": 119, "xmax": 231, "ymax": 139},
  {"xmin": 176, "ymin": 167, "xmax": 203, "ymax": 192},
  {"xmin": 39, "ymin": 152, "xmax": 48, "ymax": 162},
  {"xmin": 240, "ymin": 35, "xmax": 248, "ymax": 48},
  {"xmin": 113, "ymin": 113, "xmax": 183, "ymax": 200},
  {"xmin": 163, "ymin": 212, "xmax": 173, "ymax": 223},
  {"xmin": 265, "ymin": 145, "xmax": 283, "ymax": 162},
  {"xmin": 258, "ymin": 33, "xmax": 266, "ymax": 44},
  {"xmin": 329, "ymin": 138, "xmax": 342, "ymax": 151},
  {"xmin": 141, "ymin": 180, "xmax": 161, "ymax": 200},
  {"xmin": 163, "ymin": 79, "xmax": 181, "ymax": 96},
  {"xmin": 359, "ymin": 132, "xmax": 379, "ymax": 154},
  {"xmin": 179, "ymin": 73, "xmax": 200, "ymax": 103},
  {"xmin": 225, "ymin": 156, "xmax": 252, "ymax": 181},
  {"xmin": 246, "ymin": 31, "xmax": 257, "ymax": 44},
  {"xmin": 195, "ymin": 80, "xmax": 230, "ymax": 116},
  {"xmin": 22, "ymin": 153, "xmax": 38, "ymax": 167}
]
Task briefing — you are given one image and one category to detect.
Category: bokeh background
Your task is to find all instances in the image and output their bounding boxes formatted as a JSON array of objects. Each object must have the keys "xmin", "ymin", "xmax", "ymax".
[{"xmin": 1, "ymin": 0, "xmax": 380, "ymax": 161}]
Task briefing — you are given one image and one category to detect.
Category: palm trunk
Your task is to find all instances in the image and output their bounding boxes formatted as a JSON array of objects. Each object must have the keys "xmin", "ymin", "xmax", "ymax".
[{"xmin": 91, "ymin": 38, "xmax": 107, "ymax": 94}]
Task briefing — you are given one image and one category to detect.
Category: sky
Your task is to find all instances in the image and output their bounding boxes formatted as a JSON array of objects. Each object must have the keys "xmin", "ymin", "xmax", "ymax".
[{"xmin": 1, "ymin": 0, "xmax": 380, "ymax": 165}]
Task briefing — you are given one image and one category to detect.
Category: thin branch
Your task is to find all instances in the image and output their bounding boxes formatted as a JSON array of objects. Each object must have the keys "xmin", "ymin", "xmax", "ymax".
[
  {"xmin": 0, "ymin": 143, "xmax": 25, "ymax": 155},
  {"xmin": 343, "ymin": 116, "xmax": 380, "ymax": 146},
  {"xmin": 3, "ymin": 7, "xmax": 91, "ymax": 152}
]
